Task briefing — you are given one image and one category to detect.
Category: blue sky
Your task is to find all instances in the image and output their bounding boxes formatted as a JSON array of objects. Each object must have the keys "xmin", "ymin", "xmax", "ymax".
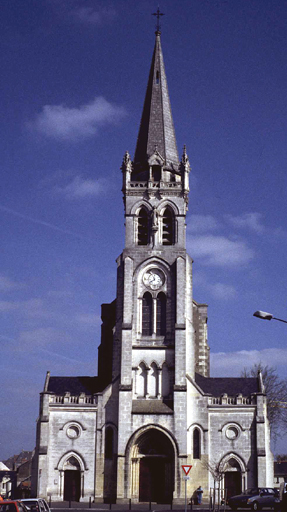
[{"xmin": 0, "ymin": 0, "xmax": 287, "ymax": 461}]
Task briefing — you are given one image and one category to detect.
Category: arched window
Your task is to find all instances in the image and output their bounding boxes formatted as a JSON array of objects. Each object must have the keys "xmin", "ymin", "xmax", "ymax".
[
  {"xmin": 149, "ymin": 363, "xmax": 158, "ymax": 397},
  {"xmin": 142, "ymin": 292, "xmax": 153, "ymax": 335},
  {"xmin": 138, "ymin": 363, "xmax": 147, "ymax": 397},
  {"xmin": 105, "ymin": 427, "xmax": 114, "ymax": 459},
  {"xmin": 138, "ymin": 207, "xmax": 149, "ymax": 245},
  {"xmin": 193, "ymin": 428, "xmax": 200, "ymax": 459},
  {"xmin": 162, "ymin": 208, "xmax": 174, "ymax": 245},
  {"xmin": 156, "ymin": 292, "xmax": 166, "ymax": 335}
]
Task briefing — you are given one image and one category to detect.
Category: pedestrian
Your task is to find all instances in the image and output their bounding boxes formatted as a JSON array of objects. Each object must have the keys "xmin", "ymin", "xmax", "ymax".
[{"xmin": 197, "ymin": 486, "xmax": 203, "ymax": 505}]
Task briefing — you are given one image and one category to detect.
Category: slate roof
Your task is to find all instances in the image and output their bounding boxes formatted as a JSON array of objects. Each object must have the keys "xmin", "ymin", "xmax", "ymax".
[
  {"xmin": 47, "ymin": 376, "xmax": 102, "ymax": 395},
  {"xmin": 134, "ymin": 31, "xmax": 179, "ymax": 171},
  {"xmin": 195, "ymin": 373, "xmax": 259, "ymax": 397}
]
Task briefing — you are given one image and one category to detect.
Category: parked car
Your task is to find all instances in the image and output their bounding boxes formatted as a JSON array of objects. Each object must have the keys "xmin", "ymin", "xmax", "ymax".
[
  {"xmin": 0, "ymin": 501, "xmax": 29, "ymax": 512},
  {"xmin": 20, "ymin": 500, "xmax": 50, "ymax": 512},
  {"xmin": 228, "ymin": 487, "xmax": 280, "ymax": 510}
]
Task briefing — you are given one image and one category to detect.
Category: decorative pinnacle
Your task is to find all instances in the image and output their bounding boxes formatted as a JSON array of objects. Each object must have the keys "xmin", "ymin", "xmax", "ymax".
[{"xmin": 152, "ymin": 7, "xmax": 164, "ymax": 32}]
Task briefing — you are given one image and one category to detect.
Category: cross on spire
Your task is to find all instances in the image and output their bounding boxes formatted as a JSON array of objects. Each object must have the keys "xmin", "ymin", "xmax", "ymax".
[{"xmin": 152, "ymin": 7, "xmax": 164, "ymax": 32}]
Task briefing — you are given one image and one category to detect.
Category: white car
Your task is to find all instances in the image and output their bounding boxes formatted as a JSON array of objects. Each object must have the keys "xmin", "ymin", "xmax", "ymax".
[{"xmin": 20, "ymin": 500, "xmax": 50, "ymax": 512}]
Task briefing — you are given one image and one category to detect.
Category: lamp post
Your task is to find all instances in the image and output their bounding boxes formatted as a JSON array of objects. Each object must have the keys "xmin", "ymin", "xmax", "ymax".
[{"xmin": 253, "ymin": 310, "xmax": 287, "ymax": 324}]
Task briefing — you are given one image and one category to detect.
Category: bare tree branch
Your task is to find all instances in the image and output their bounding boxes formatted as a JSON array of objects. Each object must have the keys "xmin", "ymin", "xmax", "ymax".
[{"xmin": 241, "ymin": 363, "xmax": 287, "ymax": 440}]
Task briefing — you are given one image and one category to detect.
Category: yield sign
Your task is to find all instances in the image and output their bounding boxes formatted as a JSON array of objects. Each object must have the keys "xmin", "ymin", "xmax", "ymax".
[{"xmin": 181, "ymin": 464, "xmax": 192, "ymax": 476}]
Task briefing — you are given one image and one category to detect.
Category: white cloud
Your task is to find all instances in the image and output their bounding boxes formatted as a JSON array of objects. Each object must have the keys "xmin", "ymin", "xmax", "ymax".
[
  {"xmin": 19, "ymin": 327, "xmax": 71, "ymax": 349},
  {"xmin": 188, "ymin": 214, "xmax": 220, "ymax": 233},
  {"xmin": 0, "ymin": 301, "xmax": 18, "ymax": 312},
  {"xmin": 193, "ymin": 272, "xmax": 237, "ymax": 300},
  {"xmin": 0, "ymin": 203, "xmax": 89, "ymax": 240},
  {"xmin": 55, "ymin": 176, "xmax": 106, "ymax": 199},
  {"xmin": 211, "ymin": 348, "xmax": 287, "ymax": 377},
  {"xmin": 47, "ymin": 290, "xmax": 73, "ymax": 299},
  {"xmin": 31, "ymin": 96, "xmax": 127, "ymax": 140},
  {"xmin": 0, "ymin": 275, "xmax": 23, "ymax": 291},
  {"xmin": 0, "ymin": 298, "xmax": 50, "ymax": 318},
  {"xmin": 226, "ymin": 212, "xmax": 265, "ymax": 234},
  {"xmin": 187, "ymin": 234, "xmax": 254, "ymax": 266},
  {"xmin": 208, "ymin": 282, "xmax": 237, "ymax": 299},
  {"xmin": 71, "ymin": 6, "xmax": 116, "ymax": 25},
  {"xmin": 76, "ymin": 313, "xmax": 101, "ymax": 327}
]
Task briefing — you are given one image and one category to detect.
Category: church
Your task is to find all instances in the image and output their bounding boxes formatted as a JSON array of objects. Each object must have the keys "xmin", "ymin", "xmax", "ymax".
[{"xmin": 32, "ymin": 26, "xmax": 274, "ymax": 504}]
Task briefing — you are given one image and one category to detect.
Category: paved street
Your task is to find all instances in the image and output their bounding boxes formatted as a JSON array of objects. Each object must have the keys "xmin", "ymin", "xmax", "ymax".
[{"xmin": 49, "ymin": 503, "xmax": 226, "ymax": 512}]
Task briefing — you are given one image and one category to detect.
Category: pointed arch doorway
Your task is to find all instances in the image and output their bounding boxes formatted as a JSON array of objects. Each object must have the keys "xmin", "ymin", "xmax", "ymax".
[
  {"xmin": 221, "ymin": 455, "xmax": 245, "ymax": 500},
  {"xmin": 63, "ymin": 456, "xmax": 81, "ymax": 501},
  {"xmin": 130, "ymin": 428, "xmax": 175, "ymax": 503}
]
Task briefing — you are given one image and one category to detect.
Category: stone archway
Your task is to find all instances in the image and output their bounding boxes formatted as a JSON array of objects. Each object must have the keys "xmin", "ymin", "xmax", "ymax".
[
  {"xmin": 129, "ymin": 427, "xmax": 175, "ymax": 503},
  {"xmin": 221, "ymin": 454, "xmax": 246, "ymax": 500},
  {"xmin": 57, "ymin": 452, "xmax": 86, "ymax": 502}
]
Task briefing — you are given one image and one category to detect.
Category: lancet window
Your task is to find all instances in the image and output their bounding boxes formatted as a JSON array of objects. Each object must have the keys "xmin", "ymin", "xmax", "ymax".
[
  {"xmin": 137, "ymin": 207, "xmax": 149, "ymax": 245},
  {"xmin": 193, "ymin": 428, "xmax": 201, "ymax": 459},
  {"xmin": 137, "ymin": 363, "xmax": 147, "ymax": 397},
  {"xmin": 141, "ymin": 292, "xmax": 167, "ymax": 337},
  {"xmin": 142, "ymin": 292, "xmax": 153, "ymax": 335},
  {"xmin": 156, "ymin": 292, "xmax": 166, "ymax": 335},
  {"xmin": 149, "ymin": 363, "xmax": 158, "ymax": 397},
  {"xmin": 162, "ymin": 207, "xmax": 174, "ymax": 245}
]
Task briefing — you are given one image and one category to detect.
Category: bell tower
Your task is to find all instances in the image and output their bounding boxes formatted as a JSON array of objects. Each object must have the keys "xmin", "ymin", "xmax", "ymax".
[{"xmin": 112, "ymin": 28, "xmax": 200, "ymax": 503}]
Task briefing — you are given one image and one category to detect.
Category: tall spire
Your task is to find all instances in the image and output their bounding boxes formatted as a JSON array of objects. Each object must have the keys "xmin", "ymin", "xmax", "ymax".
[{"xmin": 133, "ymin": 30, "xmax": 179, "ymax": 173}]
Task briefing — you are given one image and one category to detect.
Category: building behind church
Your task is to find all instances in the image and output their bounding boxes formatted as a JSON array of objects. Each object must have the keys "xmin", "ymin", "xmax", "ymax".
[{"xmin": 32, "ymin": 28, "xmax": 274, "ymax": 504}]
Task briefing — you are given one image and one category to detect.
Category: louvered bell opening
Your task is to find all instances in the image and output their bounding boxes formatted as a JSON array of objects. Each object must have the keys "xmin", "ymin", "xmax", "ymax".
[
  {"xmin": 138, "ymin": 208, "xmax": 149, "ymax": 245},
  {"xmin": 162, "ymin": 208, "xmax": 174, "ymax": 245}
]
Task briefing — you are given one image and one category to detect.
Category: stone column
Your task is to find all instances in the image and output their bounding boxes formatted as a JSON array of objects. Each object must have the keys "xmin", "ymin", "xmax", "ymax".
[
  {"xmin": 153, "ymin": 298, "xmax": 157, "ymax": 334},
  {"xmin": 158, "ymin": 368, "xmax": 162, "ymax": 398},
  {"xmin": 131, "ymin": 458, "xmax": 140, "ymax": 501}
]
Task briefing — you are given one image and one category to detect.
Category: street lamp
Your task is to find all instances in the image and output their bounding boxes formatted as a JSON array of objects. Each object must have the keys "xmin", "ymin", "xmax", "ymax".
[{"xmin": 253, "ymin": 310, "xmax": 287, "ymax": 324}]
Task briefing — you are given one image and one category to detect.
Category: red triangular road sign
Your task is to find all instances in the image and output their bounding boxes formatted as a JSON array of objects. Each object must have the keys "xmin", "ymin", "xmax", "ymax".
[{"xmin": 182, "ymin": 465, "xmax": 192, "ymax": 475}]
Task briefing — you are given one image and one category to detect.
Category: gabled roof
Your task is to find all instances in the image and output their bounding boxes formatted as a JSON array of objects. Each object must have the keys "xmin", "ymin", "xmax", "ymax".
[
  {"xmin": 195, "ymin": 373, "xmax": 259, "ymax": 397},
  {"xmin": 47, "ymin": 376, "xmax": 102, "ymax": 395},
  {"xmin": 0, "ymin": 462, "xmax": 10, "ymax": 471},
  {"xmin": 134, "ymin": 31, "xmax": 179, "ymax": 172}
]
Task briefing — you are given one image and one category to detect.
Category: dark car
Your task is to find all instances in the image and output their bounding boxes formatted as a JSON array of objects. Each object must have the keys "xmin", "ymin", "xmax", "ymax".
[{"xmin": 228, "ymin": 487, "xmax": 280, "ymax": 510}]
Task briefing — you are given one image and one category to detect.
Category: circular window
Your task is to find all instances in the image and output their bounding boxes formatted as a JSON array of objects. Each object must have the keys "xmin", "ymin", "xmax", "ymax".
[
  {"xmin": 66, "ymin": 425, "xmax": 80, "ymax": 439},
  {"xmin": 225, "ymin": 426, "xmax": 239, "ymax": 440}
]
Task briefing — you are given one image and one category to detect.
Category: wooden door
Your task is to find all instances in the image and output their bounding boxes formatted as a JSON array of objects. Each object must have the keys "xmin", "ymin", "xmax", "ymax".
[
  {"xmin": 225, "ymin": 472, "xmax": 241, "ymax": 500},
  {"xmin": 64, "ymin": 470, "xmax": 81, "ymax": 502}
]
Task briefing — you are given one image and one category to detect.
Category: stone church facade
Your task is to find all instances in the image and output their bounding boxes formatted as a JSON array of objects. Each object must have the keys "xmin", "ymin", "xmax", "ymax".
[{"xmin": 32, "ymin": 30, "xmax": 273, "ymax": 503}]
